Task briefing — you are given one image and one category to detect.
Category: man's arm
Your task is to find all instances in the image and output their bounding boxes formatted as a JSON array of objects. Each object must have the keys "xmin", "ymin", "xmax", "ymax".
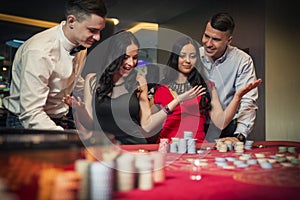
[
  {"xmin": 19, "ymin": 51, "xmax": 63, "ymax": 130},
  {"xmin": 234, "ymin": 56, "xmax": 258, "ymax": 138}
]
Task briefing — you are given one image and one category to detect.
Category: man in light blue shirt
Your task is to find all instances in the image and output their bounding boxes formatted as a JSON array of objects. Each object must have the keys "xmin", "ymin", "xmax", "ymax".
[{"xmin": 199, "ymin": 12, "xmax": 258, "ymax": 142}]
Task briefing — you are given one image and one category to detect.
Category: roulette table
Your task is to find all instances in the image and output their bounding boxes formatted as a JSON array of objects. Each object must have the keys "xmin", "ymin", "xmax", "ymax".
[
  {"xmin": 0, "ymin": 128, "xmax": 299, "ymax": 200},
  {"xmin": 115, "ymin": 141, "xmax": 300, "ymax": 200}
]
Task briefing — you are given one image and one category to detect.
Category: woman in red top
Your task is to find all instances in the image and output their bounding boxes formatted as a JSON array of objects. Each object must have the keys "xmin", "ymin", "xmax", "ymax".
[{"xmin": 153, "ymin": 36, "xmax": 262, "ymax": 143}]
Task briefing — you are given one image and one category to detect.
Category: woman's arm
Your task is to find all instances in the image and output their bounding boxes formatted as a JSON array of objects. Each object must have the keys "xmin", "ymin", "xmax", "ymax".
[
  {"xmin": 209, "ymin": 78, "xmax": 262, "ymax": 129},
  {"xmin": 137, "ymin": 76, "xmax": 206, "ymax": 133},
  {"xmin": 63, "ymin": 73, "xmax": 96, "ymax": 130}
]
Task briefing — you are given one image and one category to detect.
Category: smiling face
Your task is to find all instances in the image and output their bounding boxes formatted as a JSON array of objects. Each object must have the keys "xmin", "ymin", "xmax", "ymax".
[
  {"xmin": 178, "ymin": 43, "xmax": 197, "ymax": 76},
  {"xmin": 68, "ymin": 13, "xmax": 106, "ymax": 48},
  {"xmin": 118, "ymin": 42, "xmax": 139, "ymax": 78},
  {"xmin": 201, "ymin": 22, "xmax": 232, "ymax": 61}
]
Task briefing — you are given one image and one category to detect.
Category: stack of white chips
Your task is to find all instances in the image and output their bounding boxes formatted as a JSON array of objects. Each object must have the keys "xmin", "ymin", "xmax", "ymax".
[
  {"xmin": 115, "ymin": 153, "xmax": 135, "ymax": 191},
  {"xmin": 150, "ymin": 152, "xmax": 166, "ymax": 183},
  {"xmin": 244, "ymin": 140, "xmax": 254, "ymax": 150},
  {"xmin": 187, "ymin": 139, "xmax": 197, "ymax": 154},
  {"xmin": 170, "ymin": 137, "xmax": 179, "ymax": 153},
  {"xmin": 135, "ymin": 154, "xmax": 153, "ymax": 190},
  {"xmin": 167, "ymin": 131, "xmax": 197, "ymax": 154},
  {"xmin": 178, "ymin": 138, "xmax": 187, "ymax": 153},
  {"xmin": 184, "ymin": 131, "xmax": 193, "ymax": 139},
  {"xmin": 75, "ymin": 159, "xmax": 91, "ymax": 200},
  {"xmin": 89, "ymin": 161, "xmax": 114, "ymax": 200}
]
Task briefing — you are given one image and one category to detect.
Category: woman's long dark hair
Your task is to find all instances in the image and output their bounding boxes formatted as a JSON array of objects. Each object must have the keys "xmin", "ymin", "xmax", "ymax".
[
  {"xmin": 94, "ymin": 31, "xmax": 140, "ymax": 103},
  {"xmin": 162, "ymin": 36, "xmax": 212, "ymax": 112}
]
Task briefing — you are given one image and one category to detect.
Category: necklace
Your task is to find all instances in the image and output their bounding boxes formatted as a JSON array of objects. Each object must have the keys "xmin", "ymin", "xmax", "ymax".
[{"xmin": 168, "ymin": 81, "xmax": 192, "ymax": 94}]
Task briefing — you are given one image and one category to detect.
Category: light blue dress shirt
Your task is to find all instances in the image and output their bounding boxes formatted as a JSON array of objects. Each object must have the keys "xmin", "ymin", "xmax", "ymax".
[{"xmin": 199, "ymin": 45, "xmax": 258, "ymax": 141}]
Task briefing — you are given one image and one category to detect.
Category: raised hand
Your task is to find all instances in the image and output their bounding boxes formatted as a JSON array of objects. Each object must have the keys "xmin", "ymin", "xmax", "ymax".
[
  {"xmin": 177, "ymin": 85, "xmax": 206, "ymax": 103},
  {"xmin": 235, "ymin": 78, "xmax": 263, "ymax": 99},
  {"xmin": 62, "ymin": 95, "xmax": 85, "ymax": 111}
]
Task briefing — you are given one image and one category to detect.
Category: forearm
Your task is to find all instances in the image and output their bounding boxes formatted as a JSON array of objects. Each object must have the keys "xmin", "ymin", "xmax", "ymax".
[
  {"xmin": 210, "ymin": 91, "xmax": 241, "ymax": 130},
  {"xmin": 73, "ymin": 107, "xmax": 94, "ymax": 130},
  {"xmin": 19, "ymin": 110, "xmax": 63, "ymax": 130},
  {"xmin": 234, "ymin": 103, "xmax": 257, "ymax": 136},
  {"xmin": 142, "ymin": 98, "xmax": 179, "ymax": 133}
]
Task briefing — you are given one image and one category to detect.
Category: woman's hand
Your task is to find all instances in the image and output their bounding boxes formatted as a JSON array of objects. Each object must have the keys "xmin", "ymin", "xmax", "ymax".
[
  {"xmin": 177, "ymin": 85, "xmax": 206, "ymax": 103},
  {"xmin": 235, "ymin": 78, "xmax": 263, "ymax": 99},
  {"xmin": 62, "ymin": 95, "xmax": 85, "ymax": 111}
]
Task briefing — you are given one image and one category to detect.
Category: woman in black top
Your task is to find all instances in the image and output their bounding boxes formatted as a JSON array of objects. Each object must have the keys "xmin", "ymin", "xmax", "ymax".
[{"xmin": 64, "ymin": 31, "xmax": 206, "ymax": 144}]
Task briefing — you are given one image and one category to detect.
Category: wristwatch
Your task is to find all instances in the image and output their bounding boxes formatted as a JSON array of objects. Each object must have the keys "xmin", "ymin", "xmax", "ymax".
[{"xmin": 234, "ymin": 133, "xmax": 246, "ymax": 143}]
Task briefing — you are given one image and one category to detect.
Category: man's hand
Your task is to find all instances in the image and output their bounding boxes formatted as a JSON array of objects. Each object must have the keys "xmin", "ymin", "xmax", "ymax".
[{"xmin": 235, "ymin": 78, "xmax": 263, "ymax": 99}]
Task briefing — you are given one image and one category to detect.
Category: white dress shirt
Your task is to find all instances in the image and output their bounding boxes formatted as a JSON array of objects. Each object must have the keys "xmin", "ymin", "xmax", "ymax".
[{"xmin": 3, "ymin": 21, "xmax": 86, "ymax": 130}]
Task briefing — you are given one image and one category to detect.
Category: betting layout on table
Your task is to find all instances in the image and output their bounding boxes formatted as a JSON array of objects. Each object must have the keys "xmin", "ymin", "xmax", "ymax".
[{"xmin": 164, "ymin": 142, "xmax": 300, "ymax": 187}]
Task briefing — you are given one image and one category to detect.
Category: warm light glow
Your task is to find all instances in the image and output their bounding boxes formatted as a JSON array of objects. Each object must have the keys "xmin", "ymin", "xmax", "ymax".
[
  {"xmin": 0, "ymin": 13, "xmax": 59, "ymax": 28},
  {"xmin": 0, "ymin": 13, "xmax": 119, "ymax": 28},
  {"xmin": 2, "ymin": 67, "xmax": 7, "ymax": 71},
  {"xmin": 109, "ymin": 18, "xmax": 119, "ymax": 26},
  {"xmin": 127, "ymin": 22, "xmax": 158, "ymax": 33}
]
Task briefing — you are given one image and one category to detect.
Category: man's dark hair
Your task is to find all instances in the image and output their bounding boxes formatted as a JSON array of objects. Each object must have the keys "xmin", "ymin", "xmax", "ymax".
[
  {"xmin": 65, "ymin": 0, "xmax": 107, "ymax": 20},
  {"xmin": 210, "ymin": 12, "xmax": 235, "ymax": 35}
]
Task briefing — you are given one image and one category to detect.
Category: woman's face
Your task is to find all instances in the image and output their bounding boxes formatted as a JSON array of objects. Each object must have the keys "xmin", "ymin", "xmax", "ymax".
[
  {"xmin": 178, "ymin": 43, "xmax": 197, "ymax": 76},
  {"xmin": 119, "ymin": 42, "xmax": 139, "ymax": 77}
]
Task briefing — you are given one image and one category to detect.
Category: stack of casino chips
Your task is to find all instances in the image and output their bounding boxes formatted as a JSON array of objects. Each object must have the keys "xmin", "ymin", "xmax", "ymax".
[
  {"xmin": 165, "ymin": 131, "xmax": 197, "ymax": 154},
  {"xmin": 187, "ymin": 139, "xmax": 197, "ymax": 154},
  {"xmin": 170, "ymin": 138, "xmax": 179, "ymax": 153},
  {"xmin": 115, "ymin": 153, "xmax": 136, "ymax": 191},
  {"xmin": 244, "ymin": 140, "xmax": 254, "ymax": 150},
  {"xmin": 135, "ymin": 154, "xmax": 153, "ymax": 190},
  {"xmin": 178, "ymin": 138, "xmax": 187, "ymax": 153},
  {"xmin": 215, "ymin": 139, "xmax": 228, "ymax": 152},
  {"xmin": 89, "ymin": 162, "xmax": 114, "ymax": 200},
  {"xmin": 158, "ymin": 138, "xmax": 170, "ymax": 153},
  {"xmin": 234, "ymin": 142, "xmax": 244, "ymax": 153},
  {"xmin": 75, "ymin": 159, "xmax": 114, "ymax": 200},
  {"xmin": 150, "ymin": 152, "xmax": 166, "ymax": 183}
]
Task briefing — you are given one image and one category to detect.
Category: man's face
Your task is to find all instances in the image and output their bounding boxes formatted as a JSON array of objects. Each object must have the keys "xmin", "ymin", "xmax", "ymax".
[
  {"xmin": 72, "ymin": 14, "xmax": 106, "ymax": 48},
  {"xmin": 201, "ymin": 22, "xmax": 232, "ymax": 61}
]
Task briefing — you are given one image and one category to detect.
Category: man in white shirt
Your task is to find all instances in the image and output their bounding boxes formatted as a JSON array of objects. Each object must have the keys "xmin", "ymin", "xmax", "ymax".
[
  {"xmin": 199, "ymin": 12, "xmax": 259, "ymax": 142},
  {"xmin": 3, "ymin": 0, "xmax": 107, "ymax": 130}
]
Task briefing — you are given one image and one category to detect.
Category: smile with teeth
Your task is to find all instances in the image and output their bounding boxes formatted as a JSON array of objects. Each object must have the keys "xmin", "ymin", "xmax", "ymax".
[{"xmin": 123, "ymin": 65, "xmax": 132, "ymax": 70}]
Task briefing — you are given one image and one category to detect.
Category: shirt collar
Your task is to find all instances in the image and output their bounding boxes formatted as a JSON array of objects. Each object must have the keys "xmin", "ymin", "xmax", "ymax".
[
  {"xmin": 58, "ymin": 21, "xmax": 77, "ymax": 54},
  {"xmin": 201, "ymin": 45, "xmax": 232, "ymax": 65},
  {"xmin": 216, "ymin": 46, "xmax": 230, "ymax": 64}
]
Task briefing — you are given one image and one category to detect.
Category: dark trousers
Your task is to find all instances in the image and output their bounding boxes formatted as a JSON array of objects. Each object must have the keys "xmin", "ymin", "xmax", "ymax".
[
  {"xmin": 6, "ymin": 111, "xmax": 76, "ymax": 129},
  {"xmin": 6, "ymin": 111, "xmax": 23, "ymax": 128}
]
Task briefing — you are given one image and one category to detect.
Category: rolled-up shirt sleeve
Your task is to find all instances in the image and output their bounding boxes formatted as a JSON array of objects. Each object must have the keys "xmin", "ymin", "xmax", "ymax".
[{"xmin": 234, "ymin": 56, "xmax": 258, "ymax": 137}]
